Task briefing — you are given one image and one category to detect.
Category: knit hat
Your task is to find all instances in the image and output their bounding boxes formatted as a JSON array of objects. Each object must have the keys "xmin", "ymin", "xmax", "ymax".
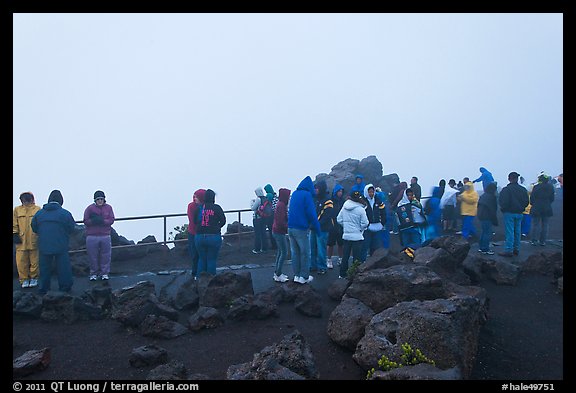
[
  {"xmin": 48, "ymin": 190, "xmax": 64, "ymax": 206},
  {"xmin": 350, "ymin": 190, "xmax": 366, "ymax": 205},
  {"xmin": 94, "ymin": 190, "xmax": 106, "ymax": 201}
]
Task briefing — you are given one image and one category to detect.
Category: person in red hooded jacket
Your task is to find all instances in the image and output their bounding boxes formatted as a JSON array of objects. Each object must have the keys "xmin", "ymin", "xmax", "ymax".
[{"xmin": 271, "ymin": 188, "xmax": 291, "ymax": 282}]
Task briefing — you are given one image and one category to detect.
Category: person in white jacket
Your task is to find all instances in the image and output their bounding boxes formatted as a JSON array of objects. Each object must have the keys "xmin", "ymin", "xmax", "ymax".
[{"xmin": 336, "ymin": 191, "xmax": 369, "ymax": 278}]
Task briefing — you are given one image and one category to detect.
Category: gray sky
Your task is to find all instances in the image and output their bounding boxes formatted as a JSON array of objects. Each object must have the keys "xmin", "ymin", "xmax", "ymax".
[{"xmin": 13, "ymin": 13, "xmax": 563, "ymax": 243}]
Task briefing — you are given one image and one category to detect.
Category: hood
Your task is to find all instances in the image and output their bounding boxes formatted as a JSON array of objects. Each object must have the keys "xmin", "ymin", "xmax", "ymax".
[
  {"xmin": 193, "ymin": 189, "xmax": 206, "ymax": 204},
  {"xmin": 463, "ymin": 181, "xmax": 476, "ymax": 193},
  {"xmin": 363, "ymin": 183, "xmax": 375, "ymax": 199},
  {"xmin": 484, "ymin": 182, "xmax": 497, "ymax": 194},
  {"xmin": 297, "ymin": 176, "xmax": 315, "ymax": 194},
  {"xmin": 204, "ymin": 189, "xmax": 216, "ymax": 204},
  {"xmin": 48, "ymin": 190, "xmax": 64, "ymax": 206},
  {"xmin": 332, "ymin": 184, "xmax": 344, "ymax": 198},
  {"xmin": 398, "ymin": 189, "xmax": 411, "ymax": 206},
  {"xmin": 431, "ymin": 186, "xmax": 442, "ymax": 198},
  {"xmin": 254, "ymin": 187, "xmax": 265, "ymax": 197},
  {"xmin": 343, "ymin": 199, "xmax": 365, "ymax": 210},
  {"xmin": 278, "ymin": 188, "xmax": 291, "ymax": 204},
  {"xmin": 479, "ymin": 167, "xmax": 487, "ymax": 174},
  {"xmin": 264, "ymin": 184, "xmax": 275, "ymax": 194}
]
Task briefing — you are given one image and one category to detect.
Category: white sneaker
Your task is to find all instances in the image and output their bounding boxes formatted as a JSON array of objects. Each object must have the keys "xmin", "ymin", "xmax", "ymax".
[
  {"xmin": 89, "ymin": 275, "xmax": 98, "ymax": 281},
  {"xmin": 327, "ymin": 260, "xmax": 334, "ymax": 269},
  {"xmin": 305, "ymin": 275, "xmax": 314, "ymax": 284},
  {"xmin": 294, "ymin": 276, "xmax": 307, "ymax": 284},
  {"xmin": 21, "ymin": 280, "xmax": 30, "ymax": 288},
  {"xmin": 28, "ymin": 279, "xmax": 38, "ymax": 287},
  {"xmin": 101, "ymin": 274, "xmax": 109, "ymax": 280},
  {"xmin": 273, "ymin": 274, "xmax": 289, "ymax": 283}
]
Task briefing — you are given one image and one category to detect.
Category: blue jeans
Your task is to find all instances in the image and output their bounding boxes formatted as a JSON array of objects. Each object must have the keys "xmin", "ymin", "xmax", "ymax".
[
  {"xmin": 521, "ymin": 214, "xmax": 532, "ymax": 236},
  {"xmin": 253, "ymin": 217, "xmax": 268, "ymax": 252},
  {"xmin": 531, "ymin": 215, "xmax": 550, "ymax": 244},
  {"xmin": 187, "ymin": 233, "xmax": 198, "ymax": 276},
  {"xmin": 361, "ymin": 230, "xmax": 383, "ymax": 261},
  {"xmin": 195, "ymin": 234, "xmax": 222, "ymax": 275},
  {"xmin": 272, "ymin": 232, "xmax": 289, "ymax": 276},
  {"xmin": 288, "ymin": 228, "xmax": 311, "ymax": 279},
  {"xmin": 38, "ymin": 252, "xmax": 73, "ymax": 294},
  {"xmin": 479, "ymin": 220, "xmax": 493, "ymax": 251},
  {"xmin": 310, "ymin": 231, "xmax": 328, "ymax": 271},
  {"xmin": 503, "ymin": 213, "xmax": 523, "ymax": 252}
]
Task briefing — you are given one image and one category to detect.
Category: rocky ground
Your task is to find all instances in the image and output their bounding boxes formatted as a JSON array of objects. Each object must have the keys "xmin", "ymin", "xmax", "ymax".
[{"xmin": 12, "ymin": 196, "xmax": 563, "ymax": 382}]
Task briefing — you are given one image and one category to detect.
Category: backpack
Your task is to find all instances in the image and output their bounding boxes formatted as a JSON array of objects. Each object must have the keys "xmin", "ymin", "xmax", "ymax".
[{"xmin": 257, "ymin": 199, "xmax": 273, "ymax": 218}]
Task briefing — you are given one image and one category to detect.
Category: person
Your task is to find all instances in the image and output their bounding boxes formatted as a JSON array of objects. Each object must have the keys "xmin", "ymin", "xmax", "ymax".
[
  {"xmin": 498, "ymin": 172, "xmax": 529, "ymax": 257},
  {"xmin": 396, "ymin": 188, "xmax": 425, "ymax": 249},
  {"xmin": 457, "ymin": 181, "xmax": 479, "ymax": 241},
  {"xmin": 529, "ymin": 173, "xmax": 555, "ymax": 246},
  {"xmin": 388, "ymin": 181, "xmax": 408, "ymax": 234},
  {"xmin": 310, "ymin": 180, "xmax": 334, "ymax": 275},
  {"xmin": 327, "ymin": 184, "xmax": 345, "ymax": 268},
  {"xmin": 31, "ymin": 190, "xmax": 76, "ymax": 295},
  {"xmin": 13, "ymin": 191, "xmax": 41, "ymax": 288},
  {"xmin": 519, "ymin": 177, "xmax": 532, "ymax": 239},
  {"xmin": 440, "ymin": 179, "xmax": 459, "ymax": 232},
  {"xmin": 271, "ymin": 188, "xmax": 291, "ymax": 282},
  {"xmin": 423, "ymin": 186, "xmax": 442, "ymax": 243},
  {"xmin": 473, "ymin": 167, "xmax": 496, "ymax": 192},
  {"xmin": 287, "ymin": 176, "xmax": 321, "ymax": 285},
  {"xmin": 263, "ymin": 184, "xmax": 278, "ymax": 249},
  {"xmin": 250, "ymin": 187, "xmax": 268, "ymax": 254},
  {"xmin": 477, "ymin": 182, "xmax": 498, "ymax": 255},
  {"xmin": 350, "ymin": 174, "xmax": 366, "ymax": 195},
  {"xmin": 361, "ymin": 183, "xmax": 386, "ymax": 261},
  {"xmin": 556, "ymin": 173, "xmax": 563, "ymax": 198},
  {"xmin": 194, "ymin": 189, "xmax": 226, "ymax": 275},
  {"xmin": 83, "ymin": 190, "xmax": 115, "ymax": 281},
  {"xmin": 336, "ymin": 190, "xmax": 369, "ymax": 279},
  {"xmin": 186, "ymin": 189, "xmax": 206, "ymax": 279},
  {"xmin": 438, "ymin": 179, "xmax": 446, "ymax": 199},
  {"xmin": 410, "ymin": 176, "xmax": 422, "ymax": 201},
  {"xmin": 374, "ymin": 187, "xmax": 390, "ymax": 249}
]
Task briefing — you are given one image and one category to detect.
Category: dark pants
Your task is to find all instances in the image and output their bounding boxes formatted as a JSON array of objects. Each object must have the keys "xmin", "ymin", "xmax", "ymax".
[
  {"xmin": 38, "ymin": 252, "xmax": 73, "ymax": 294},
  {"xmin": 253, "ymin": 217, "xmax": 268, "ymax": 252},
  {"xmin": 340, "ymin": 240, "xmax": 363, "ymax": 278},
  {"xmin": 187, "ymin": 233, "xmax": 198, "ymax": 276}
]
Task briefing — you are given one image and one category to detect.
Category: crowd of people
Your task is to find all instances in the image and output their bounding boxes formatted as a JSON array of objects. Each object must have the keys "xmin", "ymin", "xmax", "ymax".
[{"xmin": 13, "ymin": 167, "xmax": 561, "ymax": 293}]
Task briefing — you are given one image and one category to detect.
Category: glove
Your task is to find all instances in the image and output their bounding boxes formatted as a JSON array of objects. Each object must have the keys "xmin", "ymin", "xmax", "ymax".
[
  {"xmin": 90, "ymin": 213, "xmax": 104, "ymax": 225},
  {"xmin": 13, "ymin": 233, "xmax": 22, "ymax": 244}
]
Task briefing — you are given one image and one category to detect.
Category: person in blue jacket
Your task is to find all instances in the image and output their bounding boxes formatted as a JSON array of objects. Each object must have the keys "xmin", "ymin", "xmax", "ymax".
[
  {"xmin": 473, "ymin": 167, "xmax": 496, "ymax": 192},
  {"xmin": 288, "ymin": 176, "xmax": 321, "ymax": 285},
  {"xmin": 350, "ymin": 174, "xmax": 366, "ymax": 195},
  {"xmin": 31, "ymin": 190, "xmax": 77, "ymax": 295}
]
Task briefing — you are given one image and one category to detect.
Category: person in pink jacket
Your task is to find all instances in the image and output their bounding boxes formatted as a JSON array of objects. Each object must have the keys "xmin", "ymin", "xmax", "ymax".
[{"xmin": 83, "ymin": 190, "xmax": 115, "ymax": 281}]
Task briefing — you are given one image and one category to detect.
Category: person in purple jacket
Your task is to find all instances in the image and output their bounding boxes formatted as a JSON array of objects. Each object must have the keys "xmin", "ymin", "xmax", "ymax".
[{"xmin": 83, "ymin": 190, "xmax": 115, "ymax": 281}]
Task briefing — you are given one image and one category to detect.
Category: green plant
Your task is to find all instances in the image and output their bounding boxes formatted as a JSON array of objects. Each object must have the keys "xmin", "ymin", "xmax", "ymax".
[
  {"xmin": 365, "ymin": 343, "xmax": 435, "ymax": 379},
  {"xmin": 346, "ymin": 259, "xmax": 362, "ymax": 279},
  {"xmin": 168, "ymin": 224, "xmax": 188, "ymax": 241}
]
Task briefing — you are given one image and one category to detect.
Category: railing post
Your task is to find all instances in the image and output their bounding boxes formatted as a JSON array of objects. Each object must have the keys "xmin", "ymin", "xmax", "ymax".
[
  {"xmin": 237, "ymin": 211, "xmax": 242, "ymax": 252},
  {"xmin": 163, "ymin": 216, "xmax": 167, "ymax": 245}
]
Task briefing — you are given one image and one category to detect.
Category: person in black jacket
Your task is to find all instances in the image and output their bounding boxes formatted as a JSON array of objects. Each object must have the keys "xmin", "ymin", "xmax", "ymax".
[
  {"xmin": 310, "ymin": 180, "xmax": 334, "ymax": 274},
  {"xmin": 529, "ymin": 173, "xmax": 555, "ymax": 246},
  {"xmin": 361, "ymin": 183, "xmax": 387, "ymax": 261},
  {"xmin": 194, "ymin": 189, "xmax": 226, "ymax": 275},
  {"xmin": 498, "ymin": 172, "xmax": 529, "ymax": 257},
  {"xmin": 477, "ymin": 182, "xmax": 498, "ymax": 255}
]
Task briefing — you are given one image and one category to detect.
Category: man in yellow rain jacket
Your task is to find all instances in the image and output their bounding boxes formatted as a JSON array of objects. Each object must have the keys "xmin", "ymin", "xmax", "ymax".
[{"xmin": 13, "ymin": 191, "xmax": 41, "ymax": 288}]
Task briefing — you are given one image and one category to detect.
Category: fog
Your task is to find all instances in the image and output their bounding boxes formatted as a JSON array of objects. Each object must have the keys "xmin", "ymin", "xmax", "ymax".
[{"xmin": 13, "ymin": 13, "xmax": 563, "ymax": 243}]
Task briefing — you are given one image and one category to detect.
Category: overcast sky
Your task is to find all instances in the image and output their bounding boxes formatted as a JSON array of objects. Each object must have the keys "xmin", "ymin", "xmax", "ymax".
[{"xmin": 13, "ymin": 13, "xmax": 563, "ymax": 243}]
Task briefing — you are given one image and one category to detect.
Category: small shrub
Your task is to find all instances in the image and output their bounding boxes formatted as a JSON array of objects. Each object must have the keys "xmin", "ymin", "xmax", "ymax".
[{"xmin": 366, "ymin": 343, "xmax": 435, "ymax": 379}]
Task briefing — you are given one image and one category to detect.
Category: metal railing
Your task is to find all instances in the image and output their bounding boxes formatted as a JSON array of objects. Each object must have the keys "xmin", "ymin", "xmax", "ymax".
[{"xmin": 72, "ymin": 208, "xmax": 254, "ymax": 253}]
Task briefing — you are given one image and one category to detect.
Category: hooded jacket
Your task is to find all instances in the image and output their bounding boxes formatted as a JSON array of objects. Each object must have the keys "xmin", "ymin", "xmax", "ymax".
[
  {"xmin": 13, "ymin": 194, "xmax": 41, "ymax": 251},
  {"xmin": 337, "ymin": 199, "xmax": 369, "ymax": 241},
  {"xmin": 187, "ymin": 189, "xmax": 206, "ymax": 235},
  {"xmin": 398, "ymin": 189, "xmax": 426, "ymax": 225},
  {"xmin": 250, "ymin": 187, "xmax": 266, "ymax": 219},
  {"xmin": 473, "ymin": 167, "xmax": 496, "ymax": 191},
  {"xmin": 195, "ymin": 189, "xmax": 226, "ymax": 234},
  {"xmin": 458, "ymin": 182, "xmax": 479, "ymax": 216},
  {"xmin": 363, "ymin": 183, "xmax": 386, "ymax": 231},
  {"xmin": 272, "ymin": 188, "xmax": 291, "ymax": 234},
  {"xmin": 31, "ymin": 201, "xmax": 76, "ymax": 254},
  {"xmin": 315, "ymin": 180, "xmax": 335, "ymax": 233},
  {"xmin": 264, "ymin": 184, "xmax": 279, "ymax": 211},
  {"xmin": 288, "ymin": 176, "xmax": 321, "ymax": 233}
]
